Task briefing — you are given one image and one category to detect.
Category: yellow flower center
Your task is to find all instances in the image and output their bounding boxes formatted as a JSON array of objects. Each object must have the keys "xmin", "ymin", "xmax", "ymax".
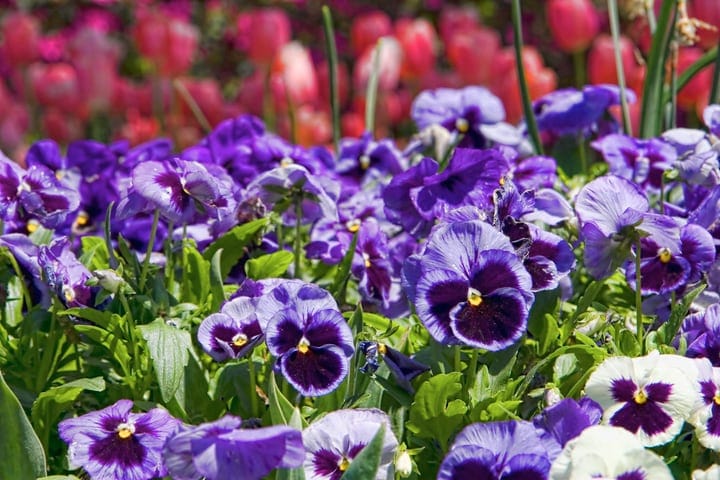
[
  {"xmin": 359, "ymin": 155, "xmax": 371, "ymax": 170},
  {"xmin": 62, "ymin": 285, "xmax": 76, "ymax": 304},
  {"xmin": 467, "ymin": 288, "xmax": 483, "ymax": 307},
  {"xmin": 633, "ymin": 389, "xmax": 648, "ymax": 405},
  {"xmin": 297, "ymin": 336, "xmax": 311, "ymax": 354},
  {"xmin": 499, "ymin": 176, "xmax": 506, "ymax": 186},
  {"xmin": 714, "ymin": 394, "xmax": 720, "ymax": 406},
  {"xmin": 26, "ymin": 220, "xmax": 39, "ymax": 234},
  {"xmin": 338, "ymin": 457, "xmax": 351, "ymax": 472},
  {"xmin": 232, "ymin": 333, "xmax": 248, "ymax": 347},
  {"xmin": 377, "ymin": 343, "xmax": 387, "ymax": 355},
  {"xmin": 346, "ymin": 219, "xmax": 361, "ymax": 233},
  {"xmin": 363, "ymin": 253, "xmax": 371, "ymax": 268},
  {"xmin": 74, "ymin": 211, "xmax": 90, "ymax": 228},
  {"xmin": 455, "ymin": 118, "xmax": 469, "ymax": 133},
  {"xmin": 116, "ymin": 422, "xmax": 135, "ymax": 440},
  {"xmin": 658, "ymin": 247, "xmax": 672, "ymax": 263},
  {"xmin": 280, "ymin": 157, "xmax": 294, "ymax": 167}
]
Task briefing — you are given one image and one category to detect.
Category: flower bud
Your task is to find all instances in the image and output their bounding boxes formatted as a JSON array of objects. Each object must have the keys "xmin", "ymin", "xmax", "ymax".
[
  {"xmin": 395, "ymin": 18, "xmax": 437, "ymax": 80},
  {"xmin": 239, "ymin": 8, "xmax": 291, "ymax": 64},
  {"xmin": 350, "ymin": 10, "xmax": 392, "ymax": 56},
  {"xmin": 395, "ymin": 450, "xmax": 413, "ymax": 478},
  {"xmin": 546, "ymin": 0, "xmax": 600, "ymax": 53},
  {"xmin": 0, "ymin": 12, "xmax": 40, "ymax": 67}
]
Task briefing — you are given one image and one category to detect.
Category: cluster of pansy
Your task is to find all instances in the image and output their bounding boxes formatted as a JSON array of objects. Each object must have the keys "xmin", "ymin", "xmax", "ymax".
[{"xmin": 57, "ymin": 399, "xmax": 398, "ymax": 480}]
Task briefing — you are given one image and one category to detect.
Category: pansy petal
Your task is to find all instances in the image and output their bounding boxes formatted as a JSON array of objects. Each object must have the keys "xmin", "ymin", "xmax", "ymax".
[{"xmin": 280, "ymin": 344, "xmax": 349, "ymax": 397}]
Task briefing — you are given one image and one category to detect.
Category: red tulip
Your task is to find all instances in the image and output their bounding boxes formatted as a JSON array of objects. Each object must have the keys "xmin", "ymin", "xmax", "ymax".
[
  {"xmin": 32, "ymin": 62, "xmax": 83, "ymax": 114},
  {"xmin": 67, "ymin": 28, "xmax": 121, "ymax": 113},
  {"xmin": 395, "ymin": 18, "xmax": 437, "ymax": 80},
  {"xmin": 237, "ymin": 8, "xmax": 291, "ymax": 64},
  {"xmin": 677, "ymin": 47, "xmax": 713, "ymax": 111},
  {"xmin": 294, "ymin": 105, "xmax": 331, "ymax": 147},
  {"xmin": 446, "ymin": 25, "xmax": 500, "ymax": 86},
  {"xmin": 350, "ymin": 10, "xmax": 392, "ymax": 56},
  {"xmin": 439, "ymin": 5, "xmax": 479, "ymax": 46},
  {"xmin": 0, "ymin": 12, "xmax": 40, "ymax": 67},
  {"xmin": 42, "ymin": 107, "xmax": 83, "ymax": 144},
  {"xmin": 588, "ymin": 34, "xmax": 645, "ymax": 94},
  {"xmin": 546, "ymin": 0, "xmax": 600, "ymax": 53},
  {"xmin": 133, "ymin": 11, "xmax": 198, "ymax": 77},
  {"xmin": 177, "ymin": 78, "xmax": 225, "ymax": 127}
]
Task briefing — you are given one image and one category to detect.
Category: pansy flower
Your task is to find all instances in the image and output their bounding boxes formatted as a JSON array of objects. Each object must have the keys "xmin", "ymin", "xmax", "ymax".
[
  {"xmin": 358, "ymin": 341, "xmax": 429, "ymax": 393},
  {"xmin": 681, "ymin": 304, "xmax": 720, "ymax": 366},
  {"xmin": 584, "ymin": 352, "xmax": 699, "ymax": 446},
  {"xmin": 302, "ymin": 409, "xmax": 398, "ymax": 480},
  {"xmin": 163, "ymin": 415, "xmax": 305, "ymax": 480},
  {"xmin": 38, "ymin": 237, "xmax": 94, "ymax": 308},
  {"xmin": 688, "ymin": 358, "xmax": 720, "ymax": 450},
  {"xmin": 197, "ymin": 296, "xmax": 265, "ymax": 362},
  {"xmin": 437, "ymin": 420, "xmax": 554, "ymax": 479},
  {"xmin": 533, "ymin": 397, "xmax": 603, "ymax": 456},
  {"xmin": 58, "ymin": 399, "xmax": 180, "ymax": 480},
  {"xmin": 411, "ymin": 86, "xmax": 522, "ymax": 148},
  {"xmin": 694, "ymin": 464, "xmax": 720, "ymax": 480},
  {"xmin": 257, "ymin": 280, "xmax": 354, "ymax": 396},
  {"xmin": 335, "ymin": 132, "xmax": 404, "ymax": 180},
  {"xmin": 549, "ymin": 425, "xmax": 673, "ymax": 480},
  {"xmin": 402, "ymin": 220, "xmax": 533, "ymax": 350},
  {"xmin": 591, "ymin": 134, "xmax": 676, "ymax": 192}
]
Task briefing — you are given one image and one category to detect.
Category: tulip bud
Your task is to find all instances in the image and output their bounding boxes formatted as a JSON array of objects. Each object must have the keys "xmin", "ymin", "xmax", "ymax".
[
  {"xmin": 588, "ymin": 34, "xmax": 645, "ymax": 94},
  {"xmin": 446, "ymin": 26, "xmax": 500, "ymax": 86},
  {"xmin": 350, "ymin": 10, "xmax": 392, "ymax": 56},
  {"xmin": 353, "ymin": 36, "xmax": 402, "ymax": 93},
  {"xmin": 241, "ymin": 8, "xmax": 291, "ymax": 64},
  {"xmin": 677, "ymin": 46, "xmax": 713, "ymax": 111},
  {"xmin": 395, "ymin": 18, "xmax": 437, "ymax": 80},
  {"xmin": 546, "ymin": 0, "xmax": 600, "ymax": 53},
  {"xmin": 0, "ymin": 12, "xmax": 40, "ymax": 67},
  {"xmin": 271, "ymin": 41, "xmax": 319, "ymax": 110},
  {"xmin": 439, "ymin": 5, "xmax": 479, "ymax": 46}
]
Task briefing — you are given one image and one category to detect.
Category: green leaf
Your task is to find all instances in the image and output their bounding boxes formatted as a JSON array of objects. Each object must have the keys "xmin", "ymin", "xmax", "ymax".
[
  {"xmin": 657, "ymin": 284, "xmax": 706, "ymax": 345},
  {"xmin": 59, "ymin": 308, "xmax": 117, "ymax": 329},
  {"xmin": 276, "ymin": 409, "xmax": 307, "ymax": 480},
  {"xmin": 31, "ymin": 377, "xmax": 105, "ymax": 450},
  {"xmin": 73, "ymin": 324, "xmax": 131, "ymax": 370},
  {"xmin": 209, "ymin": 248, "xmax": 226, "ymax": 312},
  {"xmin": 138, "ymin": 319, "xmax": 192, "ymax": 402},
  {"xmin": 245, "ymin": 250, "xmax": 294, "ymax": 280},
  {"xmin": 527, "ymin": 289, "xmax": 560, "ymax": 355},
  {"xmin": 37, "ymin": 477, "xmax": 81, "ymax": 480},
  {"xmin": 330, "ymin": 231, "xmax": 358, "ymax": 305},
  {"xmin": 571, "ymin": 280, "xmax": 605, "ymax": 323},
  {"xmin": 79, "ymin": 236, "xmax": 110, "ymax": 271},
  {"xmin": 268, "ymin": 373, "xmax": 300, "ymax": 426},
  {"xmin": 341, "ymin": 426, "xmax": 385, "ymax": 480},
  {"xmin": 203, "ymin": 218, "xmax": 268, "ymax": 278},
  {"xmin": 0, "ymin": 371, "xmax": 47, "ymax": 479},
  {"xmin": 407, "ymin": 372, "xmax": 467, "ymax": 450},
  {"xmin": 181, "ymin": 242, "xmax": 210, "ymax": 304}
]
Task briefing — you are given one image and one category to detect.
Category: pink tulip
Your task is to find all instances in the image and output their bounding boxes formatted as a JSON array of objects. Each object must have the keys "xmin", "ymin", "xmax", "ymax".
[
  {"xmin": 238, "ymin": 8, "xmax": 291, "ymax": 64},
  {"xmin": 68, "ymin": 28, "xmax": 121, "ymax": 113},
  {"xmin": 588, "ymin": 34, "xmax": 645, "ymax": 95},
  {"xmin": 395, "ymin": 18, "xmax": 437, "ymax": 80},
  {"xmin": 446, "ymin": 25, "xmax": 500, "ymax": 86},
  {"xmin": 439, "ymin": 5, "xmax": 479, "ymax": 46},
  {"xmin": 0, "ymin": 11, "xmax": 40, "ymax": 67},
  {"xmin": 353, "ymin": 36, "xmax": 402, "ymax": 93},
  {"xmin": 546, "ymin": 0, "xmax": 600, "ymax": 53},
  {"xmin": 32, "ymin": 62, "xmax": 83, "ymax": 115},
  {"xmin": 133, "ymin": 11, "xmax": 198, "ymax": 77},
  {"xmin": 677, "ymin": 47, "xmax": 713, "ymax": 111},
  {"xmin": 271, "ymin": 41, "xmax": 319, "ymax": 110},
  {"xmin": 689, "ymin": 0, "xmax": 720, "ymax": 49},
  {"xmin": 350, "ymin": 10, "xmax": 392, "ymax": 56}
]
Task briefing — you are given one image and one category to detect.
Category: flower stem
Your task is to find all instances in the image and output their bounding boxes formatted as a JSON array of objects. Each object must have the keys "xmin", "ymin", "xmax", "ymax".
[
  {"xmin": 573, "ymin": 50, "xmax": 586, "ymax": 88},
  {"xmin": 710, "ymin": 39, "xmax": 720, "ymax": 104},
  {"xmin": 635, "ymin": 238, "xmax": 644, "ymax": 355},
  {"xmin": 466, "ymin": 349, "xmax": 479, "ymax": 392},
  {"xmin": 666, "ymin": 41, "xmax": 678, "ymax": 130},
  {"xmin": 453, "ymin": 346, "xmax": 461, "ymax": 373},
  {"xmin": 321, "ymin": 6, "xmax": 341, "ymax": 154},
  {"xmin": 248, "ymin": 358, "xmax": 258, "ymax": 417},
  {"xmin": 511, "ymin": 0, "xmax": 544, "ymax": 155},
  {"xmin": 294, "ymin": 201, "xmax": 303, "ymax": 278},
  {"xmin": 119, "ymin": 290, "xmax": 142, "ymax": 394},
  {"xmin": 140, "ymin": 209, "xmax": 160, "ymax": 291},
  {"xmin": 365, "ymin": 39, "xmax": 383, "ymax": 136},
  {"xmin": 608, "ymin": 0, "xmax": 633, "ymax": 136},
  {"xmin": 577, "ymin": 132, "xmax": 588, "ymax": 176}
]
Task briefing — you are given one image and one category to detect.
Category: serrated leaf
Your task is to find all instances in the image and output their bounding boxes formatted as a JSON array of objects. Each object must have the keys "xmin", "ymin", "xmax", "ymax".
[
  {"xmin": 407, "ymin": 372, "xmax": 467, "ymax": 450},
  {"xmin": 0, "ymin": 371, "xmax": 47, "ymax": 479},
  {"xmin": 203, "ymin": 218, "xmax": 268, "ymax": 278},
  {"xmin": 245, "ymin": 250, "xmax": 294, "ymax": 280},
  {"xmin": 139, "ymin": 319, "xmax": 192, "ymax": 402},
  {"xmin": 31, "ymin": 377, "xmax": 105, "ymax": 450},
  {"xmin": 79, "ymin": 236, "xmax": 110, "ymax": 270},
  {"xmin": 341, "ymin": 426, "xmax": 385, "ymax": 480}
]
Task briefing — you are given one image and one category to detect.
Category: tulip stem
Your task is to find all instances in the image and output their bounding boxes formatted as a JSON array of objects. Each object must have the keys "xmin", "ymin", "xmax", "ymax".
[
  {"xmin": 577, "ymin": 132, "xmax": 588, "ymax": 175},
  {"xmin": 511, "ymin": 0, "xmax": 544, "ymax": 155},
  {"xmin": 666, "ymin": 41, "xmax": 678, "ymax": 130},
  {"xmin": 635, "ymin": 238, "xmax": 644, "ymax": 355},
  {"xmin": 321, "ymin": 6, "xmax": 341, "ymax": 154},
  {"xmin": 710, "ymin": 39, "xmax": 720, "ymax": 104},
  {"xmin": 140, "ymin": 209, "xmax": 160, "ymax": 291},
  {"xmin": 173, "ymin": 79, "xmax": 212, "ymax": 134},
  {"xmin": 645, "ymin": 0, "xmax": 657, "ymax": 34},
  {"xmin": 294, "ymin": 201, "xmax": 303, "ymax": 279},
  {"xmin": 365, "ymin": 39, "xmax": 382, "ymax": 136},
  {"xmin": 608, "ymin": 0, "xmax": 633, "ymax": 136},
  {"xmin": 572, "ymin": 51, "xmax": 585, "ymax": 88}
]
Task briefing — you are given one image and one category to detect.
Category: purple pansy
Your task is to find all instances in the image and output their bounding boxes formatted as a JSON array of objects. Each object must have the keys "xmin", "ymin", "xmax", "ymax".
[
  {"xmin": 411, "ymin": 86, "xmax": 522, "ymax": 148},
  {"xmin": 130, "ymin": 157, "xmax": 232, "ymax": 224},
  {"xmin": 350, "ymin": 218, "xmax": 394, "ymax": 308},
  {"xmin": 163, "ymin": 416, "xmax": 305, "ymax": 480},
  {"xmin": 0, "ymin": 150, "xmax": 80, "ymax": 229},
  {"xmin": 534, "ymin": 84, "xmax": 635, "ymax": 136},
  {"xmin": 58, "ymin": 399, "xmax": 180, "ymax": 480},
  {"xmin": 584, "ymin": 352, "xmax": 698, "ymax": 446},
  {"xmin": 257, "ymin": 280, "xmax": 354, "ymax": 397},
  {"xmin": 38, "ymin": 237, "xmax": 94, "ymax": 308},
  {"xmin": 402, "ymin": 220, "xmax": 533, "ymax": 350},
  {"xmin": 335, "ymin": 132, "xmax": 404, "ymax": 180},
  {"xmin": 302, "ymin": 409, "xmax": 398, "ymax": 480},
  {"xmin": 246, "ymin": 163, "xmax": 338, "ymax": 225},
  {"xmin": 0, "ymin": 233, "xmax": 50, "ymax": 307},
  {"xmin": 703, "ymin": 104, "xmax": 720, "ymax": 137},
  {"xmin": 358, "ymin": 341, "xmax": 429, "ymax": 393},
  {"xmin": 533, "ymin": 397, "xmax": 603, "ymax": 456},
  {"xmin": 197, "ymin": 296, "xmax": 266, "ymax": 361},
  {"xmin": 437, "ymin": 420, "xmax": 554, "ymax": 480},
  {"xmin": 680, "ymin": 304, "xmax": 720, "ymax": 366},
  {"xmin": 591, "ymin": 134, "xmax": 676, "ymax": 191},
  {"xmin": 549, "ymin": 425, "xmax": 674, "ymax": 479}
]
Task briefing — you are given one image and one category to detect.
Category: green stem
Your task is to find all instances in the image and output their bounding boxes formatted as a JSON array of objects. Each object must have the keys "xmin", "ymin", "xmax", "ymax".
[
  {"xmin": 711, "ymin": 39, "xmax": 720, "ymax": 105},
  {"xmin": 640, "ymin": 0, "xmax": 677, "ymax": 138},
  {"xmin": 466, "ymin": 349, "xmax": 479, "ymax": 392},
  {"xmin": 667, "ymin": 42, "xmax": 678, "ymax": 130},
  {"xmin": 577, "ymin": 132, "xmax": 588, "ymax": 176},
  {"xmin": 36, "ymin": 301, "xmax": 60, "ymax": 393},
  {"xmin": 173, "ymin": 78, "xmax": 212, "ymax": 134},
  {"xmin": 294, "ymin": 201, "xmax": 303, "ymax": 279},
  {"xmin": 365, "ymin": 39, "xmax": 383, "ymax": 135},
  {"xmin": 453, "ymin": 346, "xmax": 461, "ymax": 373},
  {"xmin": 118, "ymin": 291, "xmax": 141, "ymax": 388},
  {"xmin": 140, "ymin": 209, "xmax": 160, "ymax": 291},
  {"xmin": 608, "ymin": 0, "xmax": 633, "ymax": 136},
  {"xmin": 511, "ymin": 0, "xmax": 544, "ymax": 155},
  {"xmin": 645, "ymin": 0, "xmax": 657, "ymax": 34},
  {"xmin": 635, "ymin": 238, "xmax": 644, "ymax": 355},
  {"xmin": 573, "ymin": 50, "xmax": 586, "ymax": 88},
  {"xmin": 321, "ymin": 6, "xmax": 341, "ymax": 154},
  {"xmin": 262, "ymin": 65, "xmax": 275, "ymax": 132},
  {"xmin": 248, "ymin": 359, "xmax": 258, "ymax": 417}
]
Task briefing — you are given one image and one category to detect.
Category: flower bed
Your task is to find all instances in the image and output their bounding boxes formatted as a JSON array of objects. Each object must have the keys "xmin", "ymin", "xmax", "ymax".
[{"xmin": 1, "ymin": 1, "xmax": 720, "ymax": 480}]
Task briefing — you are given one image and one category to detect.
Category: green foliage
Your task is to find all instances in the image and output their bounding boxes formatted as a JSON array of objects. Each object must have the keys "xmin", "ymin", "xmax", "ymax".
[
  {"xmin": 341, "ymin": 426, "xmax": 385, "ymax": 480},
  {"xmin": 246, "ymin": 250, "xmax": 294, "ymax": 279},
  {"xmin": 407, "ymin": 372, "xmax": 467, "ymax": 450},
  {"xmin": 138, "ymin": 319, "xmax": 192, "ymax": 403}
]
